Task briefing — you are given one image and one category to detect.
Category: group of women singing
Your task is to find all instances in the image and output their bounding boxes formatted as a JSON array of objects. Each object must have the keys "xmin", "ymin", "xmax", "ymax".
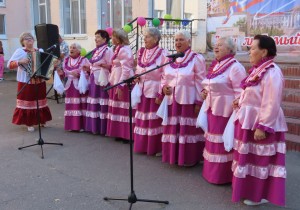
[{"xmin": 8, "ymin": 28, "xmax": 287, "ymax": 207}]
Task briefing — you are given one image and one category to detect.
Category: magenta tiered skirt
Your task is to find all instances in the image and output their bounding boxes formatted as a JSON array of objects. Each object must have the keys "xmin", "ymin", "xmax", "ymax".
[
  {"xmin": 85, "ymin": 73, "xmax": 109, "ymax": 134},
  {"xmin": 162, "ymin": 101, "xmax": 205, "ymax": 166},
  {"xmin": 64, "ymin": 81, "xmax": 87, "ymax": 131},
  {"xmin": 232, "ymin": 121, "xmax": 286, "ymax": 206},
  {"xmin": 106, "ymin": 86, "xmax": 135, "ymax": 140},
  {"xmin": 202, "ymin": 109, "xmax": 233, "ymax": 184},
  {"xmin": 134, "ymin": 95, "xmax": 162, "ymax": 155}
]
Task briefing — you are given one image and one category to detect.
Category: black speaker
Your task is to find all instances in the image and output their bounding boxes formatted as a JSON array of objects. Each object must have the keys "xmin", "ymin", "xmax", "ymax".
[{"xmin": 35, "ymin": 24, "xmax": 60, "ymax": 58}]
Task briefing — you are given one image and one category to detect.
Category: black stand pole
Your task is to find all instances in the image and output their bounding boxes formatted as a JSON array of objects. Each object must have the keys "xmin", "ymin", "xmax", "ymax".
[
  {"xmin": 46, "ymin": 83, "xmax": 60, "ymax": 104},
  {"xmin": 103, "ymin": 60, "xmax": 175, "ymax": 209},
  {"xmin": 18, "ymin": 51, "xmax": 63, "ymax": 159}
]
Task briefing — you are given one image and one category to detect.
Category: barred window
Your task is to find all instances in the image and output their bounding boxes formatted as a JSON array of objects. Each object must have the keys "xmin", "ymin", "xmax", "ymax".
[
  {"xmin": 63, "ymin": 0, "xmax": 86, "ymax": 34},
  {"xmin": 33, "ymin": 0, "xmax": 51, "ymax": 25}
]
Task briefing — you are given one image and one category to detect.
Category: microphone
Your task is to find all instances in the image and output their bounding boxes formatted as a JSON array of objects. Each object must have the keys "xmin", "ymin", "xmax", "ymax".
[
  {"xmin": 46, "ymin": 44, "xmax": 57, "ymax": 52},
  {"xmin": 166, "ymin": 52, "xmax": 185, "ymax": 59}
]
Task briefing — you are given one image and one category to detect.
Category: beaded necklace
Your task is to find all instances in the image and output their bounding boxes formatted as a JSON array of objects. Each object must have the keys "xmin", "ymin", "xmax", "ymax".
[
  {"xmin": 90, "ymin": 43, "xmax": 108, "ymax": 64},
  {"xmin": 206, "ymin": 54, "xmax": 236, "ymax": 79},
  {"xmin": 138, "ymin": 46, "xmax": 163, "ymax": 68},
  {"xmin": 169, "ymin": 48, "xmax": 197, "ymax": 69}
]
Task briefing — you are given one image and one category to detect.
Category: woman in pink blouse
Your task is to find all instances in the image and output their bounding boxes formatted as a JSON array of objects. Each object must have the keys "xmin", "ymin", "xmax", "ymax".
[
  {"xmin": 57, "ymin": 43, "xmax": 90, "ymax": 131},
  {"xmin": 158, "ymin": 30, "xmax": 206, "ymax": 166},
  {"xmin": 232, "ymin": 35, "xmax": 287, "ymax": 206},
  {"xmin": 133, "ymin": 27, "xmax": 168, "ymax": 155},
  {"xmin": 201, "ymin": 37, "xmax": 246, "ymax": 184},
  {"xmin": 106, "ymin": 29, "xmax": 134, "ymax": 142},
  {"xmin": 84, "ymin": 30, "xmax": 113, "ymax": 134}
]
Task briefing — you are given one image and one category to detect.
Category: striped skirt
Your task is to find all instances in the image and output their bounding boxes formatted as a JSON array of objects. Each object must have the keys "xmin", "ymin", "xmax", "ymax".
[
  {"xmin": 232, "ymin": 121, "xmax": 286, "ymax": 206},
  {"xmin": 162, "ymin": 100, "xmax": 205, "ymax": 166},
  {"xmin": 85, "ymin": 73, "xmax": 109, "ymax": 134},
  {"xmin": 134, "ymin": 95, "xmax": 162, "ymax": 155},
  {"xmin": 64, "ymin": 81, "xmax": 87, "ymax": 131},
  {"xmin": 106, "ymin": 86, "xmax": 135, "ymax": 140},
  {"xmin": 13, "ymin": 81, "xmax": 52, "ymax": 126},
  {"xmin": 202, "ymin": 109, "xmax": 233, "ymax": 184}
]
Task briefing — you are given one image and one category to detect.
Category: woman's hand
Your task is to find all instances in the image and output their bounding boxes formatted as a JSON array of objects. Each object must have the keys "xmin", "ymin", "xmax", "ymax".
[
  {"xmin": 116, "ymin": 88, "xmax": 123, "ymax": 100},
  {"xmin": 163, "ymin": 86, "xmax": 172, "ymax": 96},
  {"xmin": 19, "ymin": 58, "xmax": 29, "ymax": 65},
  {"xmin": 254, "ymin": 128, "xmax": 266, "ymax": 141},
  {"xmin": 56, "ymin": 69, "xmax": 64, "ymax": 76},
  {"xmin": 99, "ymin": 63, "xmax": 111, "ymax": 70},
  {"xmin": 70, "ymin": 71, "xmax": 79, "ymax": 77},
  {"xmin": 232, "ymin": 98, "xmax": 240, "ymax": 110},
  {"xmin": 53, "ymin": 59, "xmax": 61, "ymax": 68},
  {"xmin": 201, "ymin": 89, "xmax": 208, "ymax": 100},
  {"xmin": 155, "ymin": 97, "xmax": 162, "ymax": 105},
  {"xmin": 82, "ymin": 64, "xmax": 90, "ymax": 72},
  {"xmin": 194, "ymin": 105, "xmax": 200, "ymax": 115}
]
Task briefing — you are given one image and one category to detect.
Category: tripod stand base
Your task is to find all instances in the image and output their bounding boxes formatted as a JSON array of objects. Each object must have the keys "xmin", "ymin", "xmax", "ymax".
[
  {"xmin": 104, "ymin": 191, "xmax": 169, "ymax": 210},
  {"xmin": 18, "ymin": 138, "xmax": 63, "ymax": 159}
]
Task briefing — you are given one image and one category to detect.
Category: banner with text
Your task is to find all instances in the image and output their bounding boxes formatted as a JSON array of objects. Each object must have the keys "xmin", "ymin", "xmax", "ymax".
[{"xmin": 207, "ymin": 0, "xmax": 300, "ymax": 54}]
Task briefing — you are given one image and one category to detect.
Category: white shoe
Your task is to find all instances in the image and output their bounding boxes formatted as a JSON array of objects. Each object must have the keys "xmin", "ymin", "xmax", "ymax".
[
  {"xmin": 27, "ymin": 127, "xmax": 35, "ymax": 132},
  {"xmin": 244, "ymin": 199, "xmax": 268, "ymax": 206},
  {"xmin": 155, "ymin": 152, "xmax": 162, "ymax": 157}
]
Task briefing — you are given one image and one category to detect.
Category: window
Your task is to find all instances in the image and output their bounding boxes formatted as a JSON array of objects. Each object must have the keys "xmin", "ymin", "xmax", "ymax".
[
  {"xmin": 63, "ymin": 0, "xmax": 86, "ymax": 34},
  {"xmin": 0, "ymin": 14, "xmax": 5, "ymax": 34},
  {"xmin": 154, "ymin": 0, "xmax": 182, "ymax": 19},
  {"xmin": 98, "ymin": 0, "xmax": 132, "ymax": 29},
  {"xmin": 33, "ymin": 0, "xmax": 51, "ymax": 25},
  {"xmin": 123, "ymin": 0, "xmax": 132, "ymax": 24},
  {"xmin": 99, "ymin": 0, "xmax": 111, "ymax": 28},
  {"xmin": 0, "ymin": 0, "xmax": 5, "ymax": 7},
  {"xmin": 112, "ymin": 0, "xmax": 122, "ymax": 28}
]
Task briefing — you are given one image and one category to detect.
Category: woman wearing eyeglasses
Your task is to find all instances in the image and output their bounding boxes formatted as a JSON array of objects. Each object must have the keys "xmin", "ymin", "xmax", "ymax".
[{"xmin": 7, "ymin": 32, "xmax": 52, "ymax": 132}]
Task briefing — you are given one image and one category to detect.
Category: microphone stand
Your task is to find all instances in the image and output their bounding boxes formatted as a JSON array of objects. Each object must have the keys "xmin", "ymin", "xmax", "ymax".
[
  {"xmin": 18, "ymin": 50, "xmax": 63, "ymax": 159},
  {"xmin": 103, "ymin": 58, "xmax": 177, "ymax": 209}
]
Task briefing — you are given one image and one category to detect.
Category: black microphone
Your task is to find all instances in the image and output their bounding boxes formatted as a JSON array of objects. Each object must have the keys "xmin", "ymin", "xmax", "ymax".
[
  {"xmin": 166, "ymin": 52, "xmax": 185, "ymax": 59},
  {"xmin": 46, "ymin": 44, "xmax": 57, "ymax": 52}
]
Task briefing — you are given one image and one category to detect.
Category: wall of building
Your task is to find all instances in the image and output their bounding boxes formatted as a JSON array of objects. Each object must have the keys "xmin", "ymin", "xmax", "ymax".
[
  {"xmin": 132, "ymin": 0, "xmax": 150, "ymax": 19},
  {"xmin": 1, "ymin": 0, "xmax": 208, "ymax": 61},
  {"xmin": 0, "ymin": 0, "xmax": 32, "ymax": 60}
]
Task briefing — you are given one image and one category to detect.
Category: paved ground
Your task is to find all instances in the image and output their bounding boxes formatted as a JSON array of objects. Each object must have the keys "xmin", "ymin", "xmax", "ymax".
[{"xmin": 0, "ymin": 71, "xmax": 299, "ymax": 210}]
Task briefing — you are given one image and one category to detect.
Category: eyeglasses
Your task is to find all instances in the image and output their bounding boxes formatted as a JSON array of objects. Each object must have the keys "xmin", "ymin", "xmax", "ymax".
[{"xmin": 24, "ymin": 37, "xmax": 34, "ymax": 41}]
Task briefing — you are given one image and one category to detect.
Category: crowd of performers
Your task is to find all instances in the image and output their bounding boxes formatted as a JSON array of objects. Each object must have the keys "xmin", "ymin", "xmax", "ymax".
[{"xmin": 7, "ymin": 29, "xmax": 287, "ymax": 207}]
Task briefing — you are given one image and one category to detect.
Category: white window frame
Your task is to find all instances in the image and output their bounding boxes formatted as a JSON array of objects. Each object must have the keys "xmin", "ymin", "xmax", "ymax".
[
  {"xmin": 98, "ymin": 0, "xmax": 132, "ymax": 29},
  {"xmin": 38, "ymin": 0, "xmax": 49, "ymax": 23},
  {"xmin": 32, "ymin": 0, "xmax": 51, "ymax": 25},
  {"xmin": 0, "ymin": 14, "xmax": 6, "ymax": 37},
  {"xmin": 63, "ymin": 0, "xmax": 86, "ymax": 35},
  {"xmin": 0, "ymin": 0, "xmax": 6, "ymax": 7},
  {"xmin": 153, "ymin": 0, "xmax": 185, "ymax": 19}
]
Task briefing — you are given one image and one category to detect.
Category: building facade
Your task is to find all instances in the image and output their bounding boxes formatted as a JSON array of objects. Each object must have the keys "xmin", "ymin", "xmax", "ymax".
[{"xmin": 0, "ymin": 0, "xmax": 207, "ymax": 61}]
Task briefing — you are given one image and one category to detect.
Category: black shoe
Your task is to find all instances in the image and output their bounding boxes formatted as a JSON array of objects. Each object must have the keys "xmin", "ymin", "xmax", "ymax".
[
  {"xmin": 122, "ymin": 140, "xmax": 129, "ymax": 144},
  {"xmin": 115, "ymin": 138, "xmax": 123, "ymax": 142}
]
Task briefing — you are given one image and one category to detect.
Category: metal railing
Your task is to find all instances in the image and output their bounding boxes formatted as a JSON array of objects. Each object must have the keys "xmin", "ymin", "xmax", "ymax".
[{"xmin": 126, "ymin": 17, "xmax": 201, "ymax": 56}]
